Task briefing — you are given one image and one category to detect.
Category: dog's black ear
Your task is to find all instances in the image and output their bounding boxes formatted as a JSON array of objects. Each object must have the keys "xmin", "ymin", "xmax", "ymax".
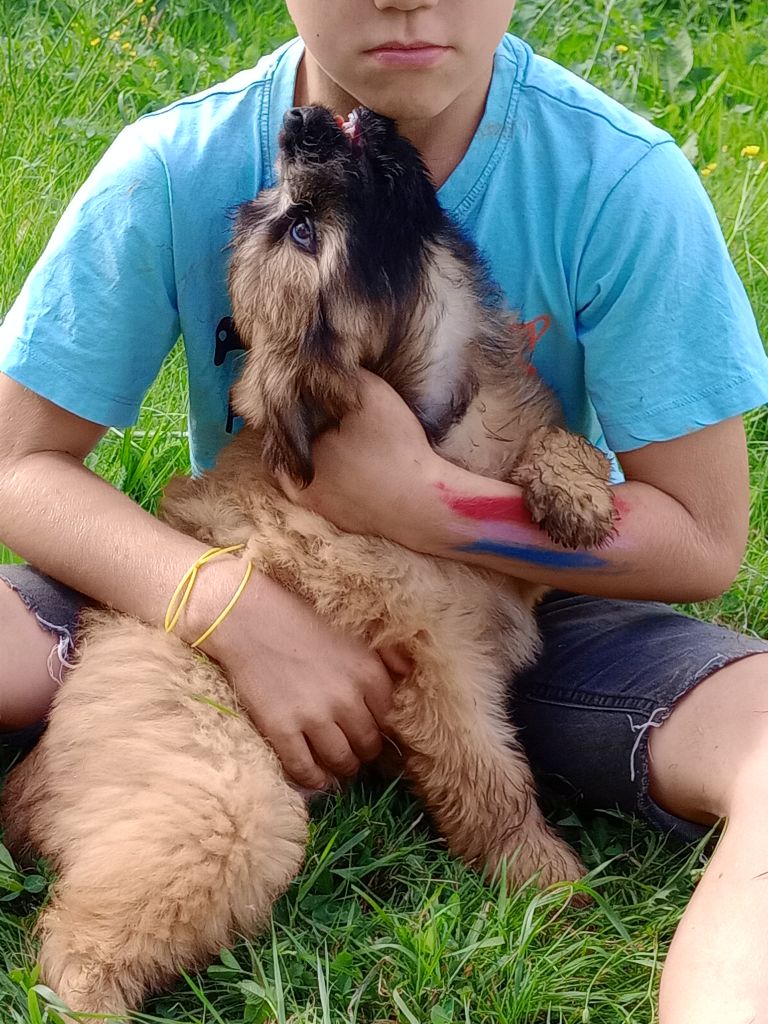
[{"xmin": 262, "ymin": 392, "xmax": 336, "ymax": 486}]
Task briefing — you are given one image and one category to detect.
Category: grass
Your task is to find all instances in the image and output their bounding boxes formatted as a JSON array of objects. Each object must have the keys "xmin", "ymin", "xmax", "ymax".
[{"xmin": 0, "ymin": 0, "xmax": 766, "ymax": 1020}]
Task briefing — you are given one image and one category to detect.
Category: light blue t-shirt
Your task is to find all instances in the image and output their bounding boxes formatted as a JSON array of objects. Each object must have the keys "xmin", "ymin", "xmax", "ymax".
[{"xmin": 1, "ymin": 34, "xmax": 766, "ymax": 475}]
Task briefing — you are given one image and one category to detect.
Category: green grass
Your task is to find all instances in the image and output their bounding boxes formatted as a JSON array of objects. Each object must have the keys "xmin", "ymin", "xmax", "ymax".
[{"xmin": 0, "ymin": 0, "xmax": 766, "ymax": 1020}]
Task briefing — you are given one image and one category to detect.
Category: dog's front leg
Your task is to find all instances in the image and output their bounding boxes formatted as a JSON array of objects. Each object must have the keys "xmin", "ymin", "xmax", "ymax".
[
  {"xmin": 510, "ymin": 425, "xmax": 617, "ymax": 550},
  {"xmin": 389, "ymin": 641, "xmax": 587, "ymax": 897}
]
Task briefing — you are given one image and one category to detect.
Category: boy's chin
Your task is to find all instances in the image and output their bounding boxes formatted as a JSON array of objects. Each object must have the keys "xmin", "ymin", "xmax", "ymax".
[{"xmin": 355, "ymin": 86, "xmax": 460, "ymax": 125}]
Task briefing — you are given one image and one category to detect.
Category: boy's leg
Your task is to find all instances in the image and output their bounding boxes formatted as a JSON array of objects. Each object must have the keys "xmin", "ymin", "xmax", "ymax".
[
  {"xmin": 0, "ymin": 565, "xmax": 88, "ymax": 731},
  {"xmin": 509, "ymin": 592, "xmax": 768, "ymax": 1024},
  {"xmin": 650, "ymin": 655, "xmax": 768, "ymax": 1023}
]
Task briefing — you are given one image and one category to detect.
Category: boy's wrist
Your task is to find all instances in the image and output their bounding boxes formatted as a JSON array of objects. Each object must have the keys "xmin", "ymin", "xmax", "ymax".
[
  {"xmin": 170, "ymin": 554, "xmax": 264, "ymax": 659},
  {"xmin": 394, "ymin": 454, "xmax": 513, "ymax": 556}
]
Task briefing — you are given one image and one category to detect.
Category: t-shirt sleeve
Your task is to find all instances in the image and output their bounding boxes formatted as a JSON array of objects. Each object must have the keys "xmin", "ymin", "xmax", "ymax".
[
  {"xmin": 575, "ymin": 140, "xmax": 768, "ymax": 453},
  {"xmin": 0, "ymin": 123, "xmax": 179, "ymax": 426}
]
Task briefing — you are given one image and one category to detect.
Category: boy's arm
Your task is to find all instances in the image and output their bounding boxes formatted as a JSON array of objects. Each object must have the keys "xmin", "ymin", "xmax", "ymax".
[
  {"xmin": 0, "ymin": 374, "xmax": 399, "ymax": 788},
  {"xmin": 283, "ymin": 371, "xmax": 750, "ymax": 603}
]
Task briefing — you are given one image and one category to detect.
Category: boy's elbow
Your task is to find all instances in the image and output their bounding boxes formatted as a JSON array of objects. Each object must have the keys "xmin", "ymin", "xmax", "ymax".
[{"xmin": 685, "ymin": 535, "xmax": 745, "ymax": 602}]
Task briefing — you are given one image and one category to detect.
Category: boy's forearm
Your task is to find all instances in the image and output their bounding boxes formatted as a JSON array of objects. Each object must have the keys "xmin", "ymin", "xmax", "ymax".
[
  {"xmin": 0, "ymin": 450, "xmax": 267, "ymax": 645},
  {"xmin": 405, "ymin": 458, "xmax": 737, "ymax": 603}
]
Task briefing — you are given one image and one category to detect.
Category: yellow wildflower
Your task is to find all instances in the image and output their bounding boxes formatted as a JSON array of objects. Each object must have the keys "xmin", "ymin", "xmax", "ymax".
[
  {"xmin": 759, "ymin": 161, "xmax": 767, "ymax": 173},
  {"xmin": 109, "ymin": 29, "xmax": 121, "ymax": 41},
  {"xmin": 89, "ymin": 37, "xmax": 101, "ymax": 46},
  {"xmin": 130, "ymin": 49, "xmax": 138, "ymax": 58},
  {"xmin": 121, "ymin": 41, "xmax": 131, "ymax": 52},
  {"xmin": 615, "ymin": 44, "xmax": 629, "ymax": 54},
  {"xmin": 741, "ymin": 145, "xmax": 760, "ymax": 157},
  {"xmin": 701, "ymin": 167, "xmax": 712, "ymax": 177},
  {"xmin": 721, "ymin": 144, "xmax": 729, "ymax": 153},
  {"xmin": 136, "ymin": 0, "xmax": 145, "ymax": 5},
  {"xmin": 705, "ymin": 161, "xmax": 717, "ymax": 171}
]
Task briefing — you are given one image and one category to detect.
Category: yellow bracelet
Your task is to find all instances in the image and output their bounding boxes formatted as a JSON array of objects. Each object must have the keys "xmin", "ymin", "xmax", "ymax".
[
  {"xmin": 191, "ymin": 560, "xmax": 253, "ymax": 648},
  {"xmin": 164, "ymin": 544, "xmax": 253, "ymax": 647}
]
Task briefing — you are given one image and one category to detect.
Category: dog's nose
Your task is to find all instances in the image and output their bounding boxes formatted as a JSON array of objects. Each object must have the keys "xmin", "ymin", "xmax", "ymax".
[
  {"xmin": 283, "ymin": 107, "xmax": 305, "ymax": 135},
  {"xmin": 280, "ymin": 106, "xmax": 342, "ymax": 163},
  {"xmin": 280, "ymin": 107, "xmax": 306, "ymax": 158}
]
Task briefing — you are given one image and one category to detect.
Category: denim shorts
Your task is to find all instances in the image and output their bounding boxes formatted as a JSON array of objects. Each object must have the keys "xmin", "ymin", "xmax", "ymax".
[{"xmin": 2, "ymin": 563, "xmax": 767, "ymax": 841}]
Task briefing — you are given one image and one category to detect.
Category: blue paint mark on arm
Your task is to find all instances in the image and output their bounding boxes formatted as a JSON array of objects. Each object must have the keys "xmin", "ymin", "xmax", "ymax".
[{"xmin": 457, "ymin": 539, "xmax": 608, "ymax": 570}]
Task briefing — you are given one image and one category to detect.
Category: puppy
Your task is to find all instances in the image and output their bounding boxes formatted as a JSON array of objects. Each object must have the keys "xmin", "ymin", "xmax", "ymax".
[{"xmin": 1, "ymin": 105, "xmax": 615, "ymax": 1019}]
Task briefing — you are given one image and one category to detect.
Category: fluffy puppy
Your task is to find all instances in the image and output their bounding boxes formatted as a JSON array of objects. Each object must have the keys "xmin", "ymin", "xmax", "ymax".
[{"xmin": 1, "ymin": 106, "xmax": 615, "ymax": 1019}]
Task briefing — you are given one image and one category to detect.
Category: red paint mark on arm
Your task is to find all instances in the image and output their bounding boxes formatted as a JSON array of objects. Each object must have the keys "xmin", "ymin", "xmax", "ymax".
[
  {"xmin": 435, "ymin": 481, "xmax": 532, "ymax": 525},
  {"xmin": 613, "ymin": 495, "xmax": 630, "ymax": 520}
]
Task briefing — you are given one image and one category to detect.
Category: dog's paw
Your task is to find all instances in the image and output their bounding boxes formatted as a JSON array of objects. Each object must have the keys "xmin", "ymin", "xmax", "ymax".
[
  {"xmin": 487, "ymin": 829, "xmax": 590, "ymax": 905},
  {"xmin": 515, "ymin": 428, "xmax": 616, "ymax": 550},
  {"xmin": 526, "ymin": 474, "xmax": 616, "ymax": 550},
  {"xmin": 532, "ymin": 840, "xmax": 592, "ymax": 906}
]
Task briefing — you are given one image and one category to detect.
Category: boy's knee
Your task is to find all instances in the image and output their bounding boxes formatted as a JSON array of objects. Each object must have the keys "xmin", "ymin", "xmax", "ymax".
[
  {"xmin": 0, "ymin": 578, "xmax": 65, "ymax": 729},
  {"xmin": 649, "ymin": 653, "xmax": 768, "ymax": 822},
  {"xmin": 709, "ymin": 654, "xmax": 768, "ymax": 815}
]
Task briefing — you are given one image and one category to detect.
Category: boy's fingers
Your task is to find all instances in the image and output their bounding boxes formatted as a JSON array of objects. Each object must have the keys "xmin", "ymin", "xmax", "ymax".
[
  {"xmin": 379, "ymin": 644, "xmax": 413, "ymax": 680},
  {"xmin": 274, "ymin": 732, "xmax": 328, "ymax": 791},
  {"xmin": 337, "ymin": 706, "xmax": 384, "ymax": 763},
  {"xmin": 308, "ymin": 724, "xmax": 361, "ymax": 778}
]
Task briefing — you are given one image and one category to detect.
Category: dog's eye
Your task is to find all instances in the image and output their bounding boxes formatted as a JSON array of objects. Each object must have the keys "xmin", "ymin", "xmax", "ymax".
[{"xmin": 289, "ymin": 218, "xmax": 316, "ymax": 253}]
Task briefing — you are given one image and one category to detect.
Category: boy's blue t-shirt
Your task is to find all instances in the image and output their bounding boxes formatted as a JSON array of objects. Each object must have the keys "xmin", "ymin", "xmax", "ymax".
[{"xmin": 1, "ymin": 34, "xmax": 766, "ymax": 476}]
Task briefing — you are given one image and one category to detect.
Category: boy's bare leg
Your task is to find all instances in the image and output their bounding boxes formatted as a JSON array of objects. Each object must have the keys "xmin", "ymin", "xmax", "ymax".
[
  {"xmin": 0, "ymin": 581, "xmax": 62, "ymax": 729},
  {"xmin": 650, "ymin": 653, "xmax": 768, "ymax": 1023}
]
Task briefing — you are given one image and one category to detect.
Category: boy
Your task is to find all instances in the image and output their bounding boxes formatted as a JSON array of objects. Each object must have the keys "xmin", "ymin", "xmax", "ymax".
[{"xmin": 0, "ymin": 0, "xmax": 767, "ymax": 1019}]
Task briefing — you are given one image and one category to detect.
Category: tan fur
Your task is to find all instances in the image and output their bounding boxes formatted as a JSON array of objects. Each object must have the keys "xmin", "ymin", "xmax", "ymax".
[{"xmin": 1, "ymin": 106, "xmax": 616, "ymax": 1018}]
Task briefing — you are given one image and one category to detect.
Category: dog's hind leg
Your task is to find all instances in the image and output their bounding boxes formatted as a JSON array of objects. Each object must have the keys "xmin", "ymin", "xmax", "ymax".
[
  {"xmin": 5, "ymin": 613, "xmax": 307, "ymax": 1019},
  {"xmin": 392, "ymin": 629, "xmax": 586, "ymax": 895}
]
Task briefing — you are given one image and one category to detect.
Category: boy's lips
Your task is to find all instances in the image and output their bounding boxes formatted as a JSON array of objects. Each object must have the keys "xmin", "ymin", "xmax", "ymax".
[{"xmin": 364, "ymin": 41, "xmax": 451, "ymax": 69}]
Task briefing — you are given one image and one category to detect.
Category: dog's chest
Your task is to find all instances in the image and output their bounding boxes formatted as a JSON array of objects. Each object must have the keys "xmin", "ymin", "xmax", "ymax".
[
  {"xmin": 407, "ymin": 256, "xmax": 531, "ymax": 482},
  {"xmin": 416, "ymin": 268, "xmax": 476, "ymax": 421},
  {"xmin": 435, "ymin": 385, "xmax": 530, "ymax": 482}
]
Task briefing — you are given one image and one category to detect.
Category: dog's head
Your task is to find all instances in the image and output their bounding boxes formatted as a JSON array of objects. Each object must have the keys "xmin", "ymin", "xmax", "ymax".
[{"xmin": 229, "ymin": 105, "xmax": 445, "ymax": 484}]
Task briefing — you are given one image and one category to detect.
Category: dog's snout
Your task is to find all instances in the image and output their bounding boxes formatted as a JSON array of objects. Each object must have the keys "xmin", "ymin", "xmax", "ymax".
[
  {"xmin": 279, "ymin": 106, "xmax": 344, "ymax": 163},
  {"xmin": 282, "ymin": 107, "xmax": 305, "ymax": 136},
  {"xmin": 280, "ymin": 107, "xmax": 306, "ymax": 159}
]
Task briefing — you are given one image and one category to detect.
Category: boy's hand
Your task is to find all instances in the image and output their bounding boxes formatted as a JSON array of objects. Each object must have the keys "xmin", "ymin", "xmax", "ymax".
[
  {"xmin": 202, "ymin": 570, "xmax": 405, "ymax": 791},
  {"xmin": 280, "ymin": 369, "xmax": 441, "ymax": 549}
]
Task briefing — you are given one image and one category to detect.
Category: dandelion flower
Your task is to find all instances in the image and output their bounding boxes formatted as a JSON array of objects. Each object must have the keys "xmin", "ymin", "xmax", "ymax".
[
  {"xmin": 701, "ymin": 168, "xmax": 712, "ymax": 177},
  {"xmin": 109, "ymin": 30, "xmax": 121, "ymax": 41},
  {"xmin": 615, "ymin": 44, "xmax": 629, "ymax": 54},
  {"xmin": 121, "ymin": 41, "xmax": 131, "ymax": 52},
  {"xmin": 706, "ymin": 162, "xmax": 717, "ymax": 171},
  {"xmin": 89, "ymin": 37, "xmax": 101, "ymax": 46},
  {"xmin": 741, "ymin": 145, "xmax": 760, "ymax": 158}
]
